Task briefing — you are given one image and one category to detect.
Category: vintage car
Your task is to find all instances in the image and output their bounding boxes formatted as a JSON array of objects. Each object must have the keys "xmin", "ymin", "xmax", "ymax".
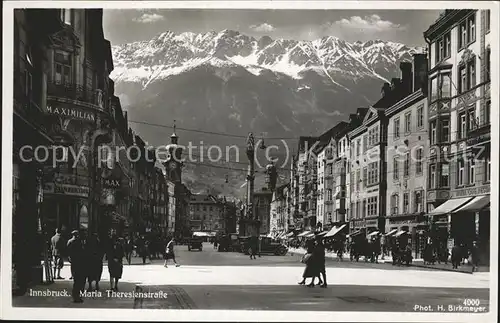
[
  {"xmin": 188, "ymin": 236, "xmax": 203, "ymax": 251},
  {"xmin": 241, "ymin": 236, "xmax": 288, "ymax": 256}
]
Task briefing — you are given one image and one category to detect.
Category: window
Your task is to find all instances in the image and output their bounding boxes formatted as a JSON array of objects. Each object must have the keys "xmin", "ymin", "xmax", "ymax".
[
  {"xmin": 429, "ymin": 164, "xmax": 436, "ymax": 189},
  {"xmin": 459, "ymin": 20, "xmax": 467, "ymax": 48},
  {"xmin": 467, "ymin": 14, "xmax": 476, "ymax": 43},
  {"xmin": 440, "ymin": 163, "xmax": 450, "ymax": 187},
  {"xmin": 394, "ymin": 118, "xmax": 400, "ymax": 139},
  {"xmin": 444, "ymin": 32, "xmax": 451, "ymax": 58},
  {"xmin": 404, "ymin": 153, "xmax": 410, "ymax": 177},
  {"xmin": 468, "ymin": 159, "xmax": 475, "ymax": 185},
  {"xmin": 430, "ymin": 73, "xmax": 451, "ymax": 101},
  {"xmin": 435, "ymin": 32, "xmax": 451, "ymax": 62},
  {"xmin": 54, "ymin": 51, "xmax": 72, "ymax": 84},
  {"xmin": 459, "ymin": 113, "xmax": 467, "ymax": 139},
  {"xmin": 414, "ymin": 191, "xmax": 423, "ymax": 213},
  {"xmin": 467, "ymin": 59, "xmax": 476, "ymax": 89},
  {"xmin": 459, "ymin": 65, "xmax": 467, "ymax": 93},
  {"xmin": 486, "ymin": 48, "xmax": 491, "ymax": 81},
  {"xmin": 417, "ymin": 106, "xmax": 424, "ymax": 129},
  {"xmin": 357, "ymin": 201, "xmax": 361, "ymax": 219},
  {"xmin": 403, "ymin": 193, "xmax": 410, "ymax": 214},
  {"xmin": 367, "ymin": 162, "xmax": 379, "ymax": 186},
  {"xmin": 457, "ymin": 159, "xmax": 465, "ymax": 186},
  {"xmin": 416, "ymin": 148, "xmax": 423, "ymax": 175},
  {"xmin": 367, "ymin": 197, "xmax": 378, "ymax": 217},
  {"xmin": 469, "ymin": 109, "xmax": 477, "ymax": 131},
  {"xmin": 60, "ymin": 9, "xmax": 72, "ymax": 25},
  {"xmin": 441, "ymin": 119, "xmax": 450, "ymax": 142},
  {"xmin": 404, "ymin": 112, "xmax": 411, "ymax": 133},
  {"xmin": 393, "ymin": 156, "xmax": 400, "ymax": 180},
  {"xmin": 484, "ymin": 100, "xmax": 491, "ymax": 126},
  {"xmin": 368, "ymin": 126, "xmax": 380, "ymax": 147},
  {"xmin": 485, "ymin": 157, "xmax": 491, "ymax": 182},
  {"xmin": 391, "ymin": 194, "xmax": 399, "ymax": 215},
  {"xmin": 356, "ymin": 169, "xmax": 360, "ymax": 191},
  {"xmin": 362, "ymin": 167, "xmax": 367, "ymax": 188},
  {"xmin": 356, "ymin": 139, "xmax": 361, "ymax": 157},
  {"xmin": 486, "ymin": 10, "xmax": 491, "ymax": 32},
  {"xmin": 430, "ymin": 121, "xmax": 437, "ymax": 145}
]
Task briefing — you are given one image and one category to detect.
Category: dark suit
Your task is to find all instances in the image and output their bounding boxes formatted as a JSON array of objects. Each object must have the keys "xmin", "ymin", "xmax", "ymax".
[{"xmin": 67, "ymin": 237, "xmax": 86, "ymax": 301}]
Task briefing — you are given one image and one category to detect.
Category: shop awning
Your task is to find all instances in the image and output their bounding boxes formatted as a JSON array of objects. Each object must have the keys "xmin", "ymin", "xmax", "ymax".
[
  {"xmin": 297, "ymin": 231, "xmax": 311, "ymax": 237},
  {"xmin": 453, "ymin": 195, "xmax": 490, "ymax": 213},
  {"xmin": 324, "ymin": 224, "xmax": 347, "ymax": 238},
  {"xmin": 367, "ymin": 231, "xmax": 380, "ymax": 238},
  {"xmin": 347, "ymin": 230, "xmax": 362, "ymax": 238},
  {"xmin": 305, "ymin": 232, "xmax": 315, "ymax": 238},
  {"xmin": 428, "ymin": 197, "xmax": 474, "ymax": 216},
  {"xmin": 394, "ymin": 230, "xmax": 407, "ymax": 237},
  {"xmin": 384, "ymin": 229, "xmax": 398, "ymax": 236},
  {"xmin": 285, "ymin": 232, "xmax": 295, "ymax": 238},
  {"xmin": 193, "ymin": 232, "xmax": 209, "ymax": 237},
  {"xmin": 316, "ymin": 231, "xmax": 328, "ymax": 236}
]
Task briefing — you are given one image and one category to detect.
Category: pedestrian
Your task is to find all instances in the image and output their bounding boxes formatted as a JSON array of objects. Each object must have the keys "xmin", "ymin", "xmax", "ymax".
[
  {"xmin": 137, "ymin": 235, "xmax": 148, "ymax": 265},
  {"xmin": 249, "ymin": 235, "xmax": 258, "ymax": 260},
  {"xmin": 451, "ymin": 244, "xmax": 461, "ymax": 269},
  {"xmin": 67, "ymin": 230, "xmax": 85, "ymax": 303},
  {"xmin": 124, "ymin": 236, "xmax": 134, "ymax": 265},
  {"xmin": 51, "ymin": 228, "xmax": 66, "ymax": 280},
  {"xmin": 313, "ymin": 236, "xmax": 327, "ymax": 288},
  {"xmin": 107, "ymin": 233, "xmax": 125, "ymax": 291},
  {"xmin": 469, "ymin": 241, "xmax": 480, "ymax": 273},
  {"xmin": 298, "ymin": 239, "xmax": 322, "ymax": 287},
  {"xmin": 85, "ymin": 233, "xmax": 103, "ymax": 292},
  {"xmin": 164, "ymin": 237, "xmax": 180, "ymax": 268}
]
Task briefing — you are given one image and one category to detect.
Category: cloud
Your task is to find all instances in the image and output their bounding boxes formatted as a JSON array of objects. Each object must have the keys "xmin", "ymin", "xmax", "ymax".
[
  {"xmin": 133, "ymin": 13, "xmax": 165, "ymax": 24},
  {"xmin": 250, "ymin": 23, "xmax": 276, "ymax": 33},
  {"xmin": 333, "ymin": 14, "xmax": 404, "ymax": 32}
]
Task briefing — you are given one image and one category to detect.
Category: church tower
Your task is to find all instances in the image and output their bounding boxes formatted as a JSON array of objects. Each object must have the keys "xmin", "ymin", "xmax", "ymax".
[{"xmin": 164, "ymin": 120, "xmax": 183, "ymax": 183}]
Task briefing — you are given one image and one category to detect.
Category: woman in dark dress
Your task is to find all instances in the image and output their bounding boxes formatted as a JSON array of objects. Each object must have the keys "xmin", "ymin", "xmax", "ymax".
[
  {"xmin": 298, "ymin": 239, "xmax": 323, "ymax": 287},
  {"xmin": 107, "ymin": 234, "xmax": 125, "ymax": 291},
  {"xmin": 86, "ymin": 233, "xmax": 103, "ymax": 292}
]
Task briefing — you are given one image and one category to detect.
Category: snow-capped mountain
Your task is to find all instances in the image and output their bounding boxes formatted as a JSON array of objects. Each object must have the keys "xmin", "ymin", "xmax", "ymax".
[
  {"xmin": 110, "ymin": 30, "xmax": 417, "ymax": 197},
  {"xmin": 111, "ymin": 29, "xmax": 414, "ymax": 86}
]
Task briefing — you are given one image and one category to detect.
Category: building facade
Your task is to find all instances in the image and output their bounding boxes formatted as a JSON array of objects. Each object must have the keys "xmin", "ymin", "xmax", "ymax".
[
  {"xmin": 188, "ymin": 194, "xmax": 224, "ymax": 233},
  {"xmin": 385, "ymin": 55, "xmax": 429, "ymax": 258},
  {"xmin": 424, "ymin": 9, "xmax": 491, "ymax": 262}
]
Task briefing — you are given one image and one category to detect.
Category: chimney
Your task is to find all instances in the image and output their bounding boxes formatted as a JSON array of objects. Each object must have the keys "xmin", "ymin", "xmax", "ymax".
[
  {"xmin": 381, "ymin": 82, "xmax": 391, "ymax": 98},
  {"xmin": 412, "ymin": 53, "xmax": 428, "ymax": 92},
  {"xmin": 400, "ymin": 61, "xmax": 413, "ymax": 94},
  {"xmin": 391, "ymin": 78, "xmax": 401, "ymax": 90}
]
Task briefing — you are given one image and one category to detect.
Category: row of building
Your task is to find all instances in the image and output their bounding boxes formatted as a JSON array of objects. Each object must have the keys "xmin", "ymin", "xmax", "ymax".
[
  {"xmin": 270, "ymin": 9, "xmax": 491, "ymax": 262},
  {"xmin": 12, "ymin": 8, "xmax": 192, "ymax": 289}
]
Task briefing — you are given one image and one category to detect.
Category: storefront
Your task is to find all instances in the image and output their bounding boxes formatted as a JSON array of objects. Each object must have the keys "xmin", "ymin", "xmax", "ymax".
[
  {"xmin": 427, "ymin": 186, "xmax": 490, "ymax": 264},
  {"xmin": 386, "ymin": 214, "xmax": 428, "ymax": 259}
]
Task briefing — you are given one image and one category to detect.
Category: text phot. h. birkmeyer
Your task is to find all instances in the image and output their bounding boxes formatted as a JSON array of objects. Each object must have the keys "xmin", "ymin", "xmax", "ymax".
[{"xmin": 2, "ymin": 1, "xmax": 497, "ymax": 322}]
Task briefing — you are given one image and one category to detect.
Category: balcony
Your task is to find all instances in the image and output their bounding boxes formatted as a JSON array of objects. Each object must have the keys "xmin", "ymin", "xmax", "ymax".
[{"xmin": 47, "ymin": 81, "xmax": 107, "ymax": 111}]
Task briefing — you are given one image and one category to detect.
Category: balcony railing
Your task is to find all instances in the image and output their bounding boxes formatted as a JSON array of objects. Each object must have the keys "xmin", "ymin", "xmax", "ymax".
[{"xmin": 47, "ymin": 81, "xmax": 107, "ymax": 110}]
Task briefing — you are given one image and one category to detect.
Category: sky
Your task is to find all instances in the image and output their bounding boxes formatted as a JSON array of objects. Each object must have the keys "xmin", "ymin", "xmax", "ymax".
[{"xmin": 103, "ymin": 9, "xmax": 441, "ymax": 47}]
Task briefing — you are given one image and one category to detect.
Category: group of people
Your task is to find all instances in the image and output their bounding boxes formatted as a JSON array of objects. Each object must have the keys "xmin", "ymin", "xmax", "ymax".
[
  {"xmin": 50, "ymin": 228, "xmax": 180, "ymax": 303},
  {"xmin": 298, "ymin": 236, "xmax": 327, "ymax": 288},
  {"xmin": 422, "ymin": 241, "xmax": 480, "ymax": 272},
  {"xmin": 349, "ymin": 236, "xmax": 382, "ymax": 263},
  {"xmin": 50, "ymin": 229, "xmax": 125, "ymax": 303}
]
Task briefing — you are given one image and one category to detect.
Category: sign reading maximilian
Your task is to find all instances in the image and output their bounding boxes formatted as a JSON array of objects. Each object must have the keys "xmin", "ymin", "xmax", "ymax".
[{"xmin": 47, "ymin": 104, "xmax": 96, "ymax": 122}]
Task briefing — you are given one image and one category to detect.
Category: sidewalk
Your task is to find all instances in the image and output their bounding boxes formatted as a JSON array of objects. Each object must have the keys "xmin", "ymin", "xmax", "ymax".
[{"xmin": 287, "ymin": 247, "xmax": 489, "ymax": 273}]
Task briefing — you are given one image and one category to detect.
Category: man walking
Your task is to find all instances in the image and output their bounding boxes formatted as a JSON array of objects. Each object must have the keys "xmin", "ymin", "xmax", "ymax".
[
  {"xmin": 67, "ymin": 230, "xmax": 86, "ymax": 303},
  {"xmin": 164, "ymin": 237, "xmax": 180, "ymax": 268},
  {"xmin": 469, "ymin": 241, "xmax": 480, "ymax": 273},
  {"xmin": 451, "ymin": 244, "xmax": 461, "ymax": 269},
  {"xmin": 249, "ymin": 235, "xmax": 258, "ymax": 260},
  {"xmin": 51, "ymin": 228, "xmax": 66, "ymax": 279}
]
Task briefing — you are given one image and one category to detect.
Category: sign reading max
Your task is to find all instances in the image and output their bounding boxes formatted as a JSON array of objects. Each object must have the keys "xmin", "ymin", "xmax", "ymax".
[{"xmin": 47, "ymin": 104, "xmax": 96, "ymax": 122}]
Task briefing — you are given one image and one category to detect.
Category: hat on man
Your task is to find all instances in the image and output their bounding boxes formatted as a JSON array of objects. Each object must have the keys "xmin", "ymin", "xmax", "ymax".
[{"xmin": 71, "ymin": 230, "xmax": 79, "ymax": 235}]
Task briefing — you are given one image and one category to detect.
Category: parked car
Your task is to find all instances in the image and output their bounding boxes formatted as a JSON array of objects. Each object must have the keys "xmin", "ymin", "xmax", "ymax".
[{"xmin": 188, "ymin": 236, "xmax": 203, "ymax": 251}]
